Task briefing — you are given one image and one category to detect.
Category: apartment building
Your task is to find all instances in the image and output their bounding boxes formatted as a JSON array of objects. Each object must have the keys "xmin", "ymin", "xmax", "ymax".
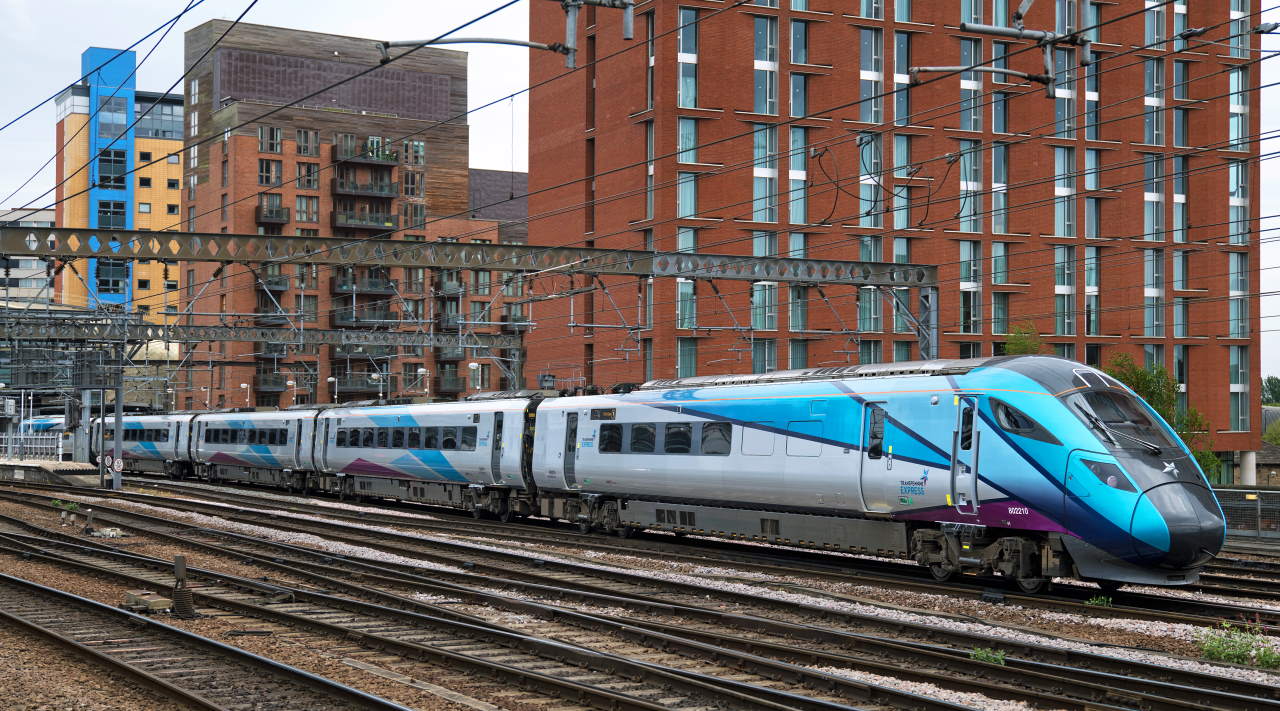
[
  {"xmin": 53, "ymin": 47, "xmax": 185, "ymax": 321},
  {"xmin": 179, "ymin": 21, "xmax": 527, "ymax": 409},
  {"xmin": 526, "ymin": 0, "xmax": 1261, "ymax": 482},
  {"xmin": 0, "ymin": 208, "xmax": 56, "ymax": 303}
]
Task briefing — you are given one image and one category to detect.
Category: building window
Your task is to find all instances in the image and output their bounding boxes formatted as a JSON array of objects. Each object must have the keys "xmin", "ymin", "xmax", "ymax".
[
  {"xmin": 752, "ymin": 339, "xmax": 777, "ymax": 374},
  {"xmin": 790, "ymin": 340, "xmax": 809, "ymax": 368},
  {"xmin": 258, "ymin": 159, "xmax": 281, "ymax": 186},
  {"xmin": 858, "ymin": 288, "xmax": 882, "ymax": 332},
  {"xmin": 139, "ymin": 176, "xmax": 153, "ymax": 189},
  {"xmin": 959, "ymin": 241, "xmax": 982, "ymax": 334},
  {"xmin": 645, "ymin": 13, "xmax": 656, "ymax": 110},
  {"xmin": 96, "ymin": 259, "xmax": 128, "ymax": 295},
  {"xmin": 1144, "ymin": 58, "xmax": 1165, "ymax": 145},
  {"xmin": 97, "ymin": 149, "xmax": 126, "ymax": 189},
  {"xmin": 676, "ymin": 172, "xmax": 697, "ymax": 218},
  {"xmin": 97, "ymin": 200, "xmax": 126, "ymax": 230},
  {"xmin": 1084, "ymin": 61, "xmax": 1100, "ymax": 140},
  {"xmin": 859, "ymin": 0, "xmax": 882, "ymax": 18},
  {"xmin": 1055, "ymin": 246, "xmax": 1076, "ymax": 335},
  {"xmin": 958, "ymin": 140, "xmax": 982, "ymax": 232},
  {"xmin": 754, "ymin": 16, "xmax": 778, "ymax": 114},
  {"xmin": 751, "ymin": 124, "xmax": 778, "ymax": 222},
  {"xmin": 1229, "ymin": 159, "xmax": 1249, "ymax": 245},
  {"xmin": 166, "ymin": 204, "xmax": 179, "ymax": 215},
  {"xmin": 961, "ymin": 0, "xmax": 981, "ymax": 22},
  {"xmin": 295, "ymin": 294, "xmax": 318, "ymax": 322},
  {"xmin": 791, "ymin": 19, "xmax": 808, "ymax": 64},
  {"xmin": 296, "ymin": 129, "xmax": 318, "ymax": 156},
  {"xmin": 790, "ymin": 73, "xmax": 807, "ymax": 117},
  {"xmin": 258, "ymin": 125, "xmax": 282, "ymax": 153},
  {"xmin": 857, "ymin": 27, "xmax": 883, "ymax": 124},
  {"xmin": 403, "ymin": 171, "xmax": 423, "ymax": 197},
  {"xmin": 991, "ymin": 242, "xmax": 1009, "ymax": 285},
  {"xmin": 992, "ymin": 142, "xmax": 1008, "ymax": 233},
  {"xmin": 1230, "ymin": 0, "xmax": 1250, "ymax": 58},
  {"xmin": 1145, "ymin": 1, "xmax": 1166, "ymax": 46},
  {"xmin": 188, "ymin": 110, "xmax": 199, "ymax": 138},
  {"xmin": 858, "ymin": 133, "xmax": 882, "ymax": 227},
  {"xmin": 752, "ymin": 282, "xmax": 778, "ymax": 330},
  {"xmin": 1053, "ymin": 146, "xmax": 1076, "ymax": 237},
  {"xmin": 297, "ymin": 162, "xmax": 319, "ymax": 190},
  {"xmin": 677, "ymin": 279, "xmax": 697, "ymax": 328},
  {"xmin": 677, "ymin": 117, "xmax": 697, "ymax": 163},
  {"xmin": 894, "ymin": 341, "xmax": 912, "ymax": 362},
  {"xmin": 295, "ymin": 196, "xmax": 318, "ymax": 223},
  {"xmin": 959, "ymin": 38, "xmax": 982, "ymax": 131},
  {"xmin": 1229, "ymin": 346, "xmax": 1249, "ymax": 430},
  {"xmin": 676, "ymin": 227, "xmax": 696, "ymax": 253},
  {"xmin": 789, "ymin": 127, "xmax": 807, "ymax": 224},
  {"xmin": 644, "ymin": 121, "xmax": 655, "ymax": 220},
  {"xmin": 1230, "ymin": 252, "xmax": 1248, "ymax": 338},
  {"xmin": 138, "ymin": 202, "xmax": 151, "ymax": 214},
  {"xmin": 678, "ymin": 7, "xmax": 699, "ymax": 108},
  {"xmin": 1143, "ymin": 248, "xmax": 1164, "ymax": 337},
  {"xmin": 1143, "ymin": 155, "xmax": 1164, "ymax": 241},
  {"xmin": 894, "ymin": 32, "xmax": 911, "ymax": 126},
  {"xmin": 677, "ymin": 337, "xmax": 698, "ymax": 377},
  {"xmin": 790, "ymin": 285, "xmax": 808, "ymax": 330},
  {"xmin": 1229, "ymin": 67, "xmax": 1248, "ymax": 151},
  {"xmin": 860, "ymin": 340, "xmax": 883, "ymax": 364},
  {"xmin": 991, "ymin": 292, "xmax": 1010, "ymax": 335},
  {"xmin": 137, "ymin": 278, "xmax": 150, "ymax": 291},
  {"xmin": 1053, "ymin": 48, "xmax": 1076, "ymax": 138}
]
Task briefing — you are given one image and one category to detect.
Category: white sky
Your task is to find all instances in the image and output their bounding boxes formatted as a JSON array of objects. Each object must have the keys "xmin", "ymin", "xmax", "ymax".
[{"xmin": 0, "ymin": 1, "xmax": 1276, "ymax": 374}]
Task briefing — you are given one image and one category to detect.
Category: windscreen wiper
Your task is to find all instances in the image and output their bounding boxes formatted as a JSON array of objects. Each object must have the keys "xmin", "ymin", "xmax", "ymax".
[{"xmin": 1076, "ymin": 405, "xmax": 1162, "ymax": 455}]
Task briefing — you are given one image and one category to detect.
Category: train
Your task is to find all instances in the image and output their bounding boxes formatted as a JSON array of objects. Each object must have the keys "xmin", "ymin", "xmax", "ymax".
[{"xmin": 88, "ymin": 355, "xmax": 1226, "ymax": 592}]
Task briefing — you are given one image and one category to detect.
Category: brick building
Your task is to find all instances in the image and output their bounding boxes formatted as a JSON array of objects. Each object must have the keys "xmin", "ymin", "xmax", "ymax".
[
  {"xmin": 526, "ymin": 1, "xmax": 1261, "ymax": 482},
  {"xmin": 179, "ymin": 21, "xmax": 526, "ymax": 409}
]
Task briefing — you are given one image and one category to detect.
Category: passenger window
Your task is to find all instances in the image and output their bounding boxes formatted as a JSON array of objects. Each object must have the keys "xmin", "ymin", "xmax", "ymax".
[
  {"xmin": 866, "ymin": 406, "xmax": 885, "ymax": 459},
  {"xmin": 960, "ymin": 406, "xmax": 974, "ymax": 450},
  {"xmin": 407, "ymin": 429, "xmax": 420, "ymax": 448},
  {"xmin": 362, "ymin": 428, "xmax": 375, "ymax": 447},
  {"xmin": 629, "ymin": 423, "xmax": 655, "ymax": 453},
  {"xmin": 423, "ymin": 428, "xmax": 438, "ymax": 449},
  {"xmin": 461, "ymin": 427, "xmax": 476, "ymax": 450},
  {"xmin": 599, "ymin": 424, "xmax": 623, "ymax": 453},
  {"xmin": 701, "ymin": 422, "xmax": 732, "ymax": 455},
  {"xmin": 441, "ymin": 427, "xmax": 458, "ymax": 450},
  {"xmin": 392, "ymin": 429, "xmax": 404, "ymax": 448},
  {"xmin": 336, "ymin": 430, "xmax": 347, "ymax": 447},
  {"xmin": 376, "ymin": 428, "xmax": 389, "ymax": 448},
  {"xmin": 664, "ymin": 423, "xmax": 692, "ymax": 454}
]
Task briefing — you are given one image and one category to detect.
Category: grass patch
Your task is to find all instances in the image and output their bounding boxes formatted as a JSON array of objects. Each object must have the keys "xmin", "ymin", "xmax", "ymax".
[
  {"xmin": 969, "ymin": 647, "xmax": 1006, "ymax": 666},
  {"xmin": 1085, "ymin": 595, "xmax": 1113, "ymax": 607},
  {"xmin": 1199, "ymin": 622, "xmax": 1280, "ymax": 668}
]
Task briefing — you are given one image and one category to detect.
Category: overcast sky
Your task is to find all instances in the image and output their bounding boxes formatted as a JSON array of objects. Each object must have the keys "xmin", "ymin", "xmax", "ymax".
[{"xmin": 0, "ymin": 0, "xmax": 1275, "ymax": 374}]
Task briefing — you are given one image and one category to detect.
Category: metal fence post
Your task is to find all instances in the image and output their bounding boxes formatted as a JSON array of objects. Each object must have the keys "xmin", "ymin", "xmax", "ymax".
[{"xmin": 1258, "ymin": 492, "xmax": 1264, "ymax": 538}]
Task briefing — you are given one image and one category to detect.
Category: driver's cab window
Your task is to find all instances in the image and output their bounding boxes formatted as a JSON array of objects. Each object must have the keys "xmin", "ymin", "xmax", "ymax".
[{"xmin": 866, "ymin": 406, "xmax": 885, "ymax": 459}]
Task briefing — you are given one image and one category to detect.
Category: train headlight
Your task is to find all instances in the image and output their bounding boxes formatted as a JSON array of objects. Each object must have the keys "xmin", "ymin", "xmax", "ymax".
[{"xmin": 1082, "ymin": 460, "xmax": 1136, "ymax": 492}]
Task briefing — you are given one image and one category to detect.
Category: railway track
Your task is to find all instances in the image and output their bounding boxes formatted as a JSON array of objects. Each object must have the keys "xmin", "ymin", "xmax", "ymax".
[
  {"xmin": 116, "ymin": 479, "xmax": 1280, "ymax": 627},
  {"xmin": 0, "ymin": 509, "xmax": 968, "ymax": 711},
  {"xmin": 0, "ymin": 569, "xmax": 407, "ymax": 711},
  {"xmin": 2, "ymin": 484, "xmax": 1278, "ymax": 711}
]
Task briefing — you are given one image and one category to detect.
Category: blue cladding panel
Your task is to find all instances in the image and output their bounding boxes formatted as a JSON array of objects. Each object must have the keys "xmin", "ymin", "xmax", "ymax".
[{"xmin": 82, "ymin": 47, "xmax": 137, "ymax": 308}]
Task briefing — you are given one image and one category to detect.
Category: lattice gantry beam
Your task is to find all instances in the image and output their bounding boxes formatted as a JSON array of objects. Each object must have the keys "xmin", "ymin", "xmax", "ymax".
[
  {"xmin": 2, "ymin": 227, "xmax": 937, "ymax": 287},
  {"xmin": 1, "ymin": 321, "xmax": 519, "ymax": 348}
]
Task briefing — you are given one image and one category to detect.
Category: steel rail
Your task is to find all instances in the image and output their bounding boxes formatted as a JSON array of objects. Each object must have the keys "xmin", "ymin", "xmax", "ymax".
[{"xmin": 3, "ymin": 484, "xmax": 1276, "ymax": 708}]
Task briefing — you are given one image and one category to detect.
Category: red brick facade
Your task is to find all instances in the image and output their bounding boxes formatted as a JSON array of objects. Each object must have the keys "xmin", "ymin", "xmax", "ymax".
[{"xmin": 525, "ymin": 1, "xmax": 1261, "ymax": 475}]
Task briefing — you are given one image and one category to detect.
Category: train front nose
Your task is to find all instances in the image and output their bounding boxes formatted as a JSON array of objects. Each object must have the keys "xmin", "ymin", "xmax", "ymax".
[{"xmin": 1130, "ymin": 481, "xmax": 1225, "ymax": 568}]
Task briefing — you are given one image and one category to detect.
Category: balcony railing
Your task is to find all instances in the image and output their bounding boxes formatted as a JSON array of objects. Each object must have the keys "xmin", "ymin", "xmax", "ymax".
[
  {"xmin": 257, "ymin": 342, "xmax": 289, "ymax": 359},
  {"xmin": 437, "ymin": 314, "xmax": 462, "ymax": 331},
  {"xmin": 332, "ymin": 277, "xmax": 398, "ymax": 295},
  {"xmin": 435, "ymin": 346, "xmax": 465, "ymax": 360},
  {"xmin": 331, "ymin": 374, "xmax": 392, "ymax": 392},
  {"xmin": 333, "ymin": 144, "xmax": 400, "ymax": 165},
  {"xmin": 333, "ymin": 344, "xmax": 397, "ymax": 359},
  {"xmin": 501, "ymin": 316, "xmax": 533, "ymax": 333},
  {"xmin": 254, "ymin": 310, "xmax": 291, "ymax": 326},
  {"xmin": 255, "ymin": 206, "xmax": 290, "ymax": 224},
  {"xmin": 333, "ymin": 308, "xmax": 398, "ymax": 328},
  {"xmin": 437, "ymin": 280, "xmax": 464, "ymax": 296},
  {"xmin": 255, "ymin": 374, "xmax": 289, "ymax": 391},
  {"xmin": 332, "ymin": 178, "xmax": 398, "ymax": 197},
  {"xmin": 435, "ymin": 375, "xmax": 466, "ymax": 394},
  {"xmin": 332, "ymin": 211, "xmax": 399, "ymax": 230},
  {"xmin": 258, "ymin": 274, "xmax": 291, "ymax": 291}
]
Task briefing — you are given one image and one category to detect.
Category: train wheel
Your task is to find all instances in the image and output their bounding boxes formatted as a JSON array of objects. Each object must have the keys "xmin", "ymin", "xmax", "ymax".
[
  {"xmin": 472, "ymin": 507, "xmax": 485, "ymax": 520},
  {"xmin": 928, "ymin": 563, "xmax": 955, "ymax": 583},
  {"xmin": 498, "ymin": 508, "xmax": 514, "ymax": 524},
  {"xmin": 577, "ymin": 521, "xmax": 593, "ymax": 534},
  {"xmin": 1014, "ymin": 577, "xmax": 1049, "ymax": 594},
  {"xmin": 616, "ymin": 526, "xmax": 636, "ymax": 539}
]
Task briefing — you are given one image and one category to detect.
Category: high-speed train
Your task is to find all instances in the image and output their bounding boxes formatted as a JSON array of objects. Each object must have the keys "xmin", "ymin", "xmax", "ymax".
[{"xmin": 91, "ymin": 356, "xmax": 1226, "ymax": 592}]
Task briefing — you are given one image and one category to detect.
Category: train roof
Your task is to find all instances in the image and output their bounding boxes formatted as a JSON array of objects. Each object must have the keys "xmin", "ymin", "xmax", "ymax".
[{"xmin": 637, "ymin": 355, "xmax": 1107, "ymax": 394}]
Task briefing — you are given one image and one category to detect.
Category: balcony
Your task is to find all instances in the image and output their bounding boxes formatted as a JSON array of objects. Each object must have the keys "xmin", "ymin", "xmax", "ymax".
[
  {"xmin": 333, "ymin": 143, "xmax": 400, "ymax": 166},
  {"xmin": 255, "ymin": 374, "xmax": 289, "ymax": 392},
  {"xmin": 435, "ymin": 375, "xmax": 466, "ymax": 394},
  {"xmin": 435, "ymin": 346, "xmax": 465, "ymax": 361},
  {"xmin": 255, "ymin": 206, "xmax": 290, "ymax": 224},
  {"xmin": 501, "ymin": 316, "xmax": 533, "ymax": 333},
  {"xmin": 333, "ymin": 344, "xmax": 397, "ymax": 359},
  {"xmin": 254, "ymin": 310, "xmax": 290, "ymax": 326},
  {"xmin": 256, "ymin": 342, "xmax": 289, "ymax": 359},
  {"xmin": 332, "ymin": 211, "xmax": 399, "ymax": 230},
  {"xmin": 331, "ymin": 374, "xmax": 392, "ymax": 393},
  {"xmin": 437, "ymin": 314, "xmax": 462, "ymax": 331},
  {"xmin": 332, "ymin": 277, "xmax": 398, "ymax": 295},
  {"xmin": 258, "ymin": 274, "xmax": 291, "ymax": 291},
  {"xmin": 332, "ymin": 178, "xmax": 398, "ymax": 198},
  {"xmin": 437, "ymin": 280, "xmax": 464, "ymax": 296},
  {"xmin": 333, "ymin": 307, "xmax": 398, "ymax": 328}
]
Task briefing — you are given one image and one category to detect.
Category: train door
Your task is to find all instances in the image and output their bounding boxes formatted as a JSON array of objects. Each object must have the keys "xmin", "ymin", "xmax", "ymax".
[
  {"xmin": 563, "ymin": 412, "xmax": 578, "ymax": 487},
  {"xmin": 950, "ymin": 395, "xmax": 982, "ymax": 516},
  {"xmin": 858, "ymin": 402, "xmax": 891, "ymax": 512},
  {"xmin": 317, "ymin": 418, "xmax": 332, "ymax": 472},
  {"xmin": 491, "ymin": 412, "xmax": 504, "ymax": 484}
]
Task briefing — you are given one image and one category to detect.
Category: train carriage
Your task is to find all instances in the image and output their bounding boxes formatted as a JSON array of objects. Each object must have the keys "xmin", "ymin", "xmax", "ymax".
[
  {"xmin": 189, "ymin": 410, "xmax": 316, "ymax": 489},
  {"xmin": 92, "ymin": 414, "xmax": 194, "ymax": 475}
]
